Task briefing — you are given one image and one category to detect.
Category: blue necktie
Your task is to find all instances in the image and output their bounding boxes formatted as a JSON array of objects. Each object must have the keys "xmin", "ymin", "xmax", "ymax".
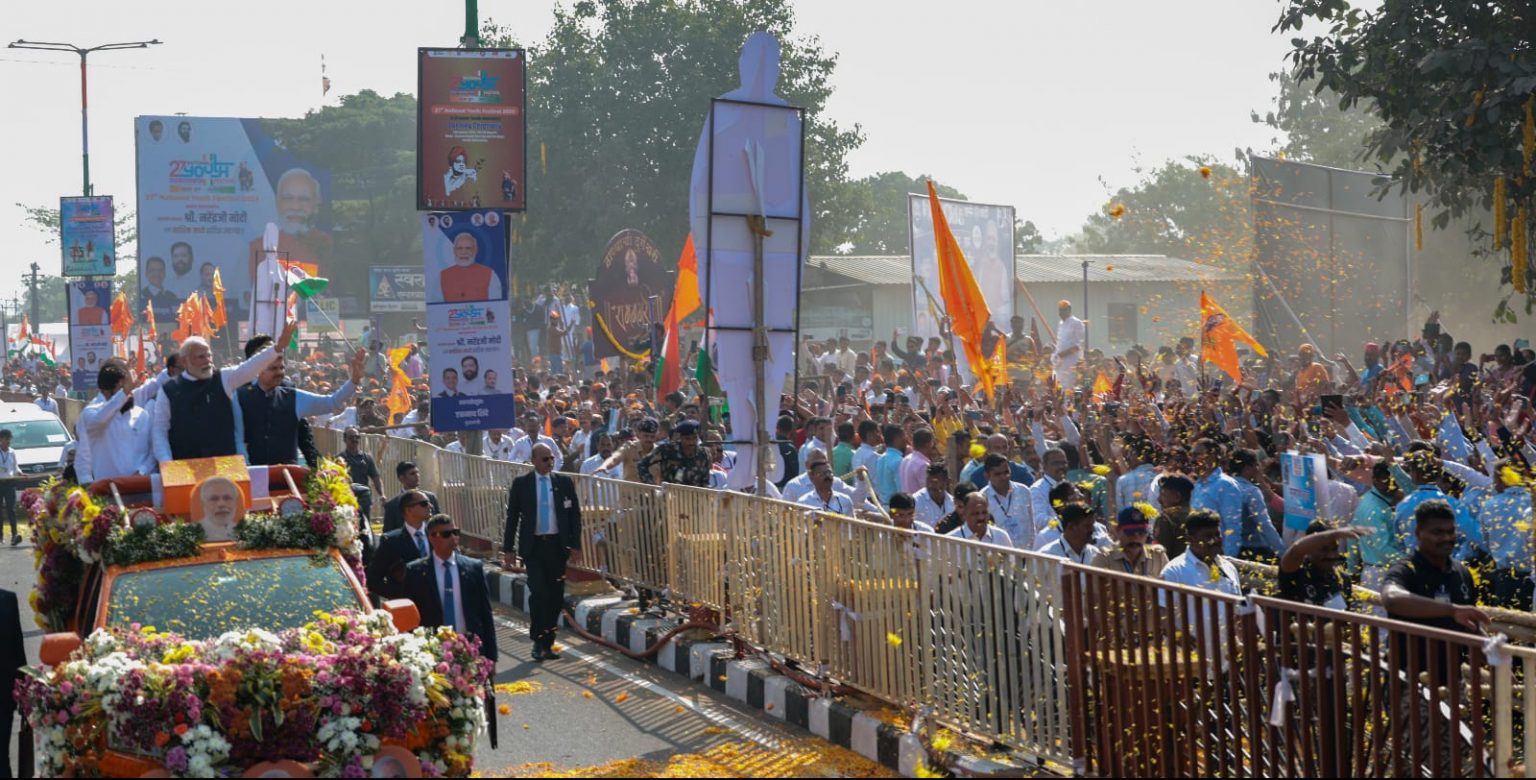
[
  {"xmin": 539, "ymin": 476, "xmax": 553, "ymax": 535},
  {"xmin": 441, "ymin": 560, "xmax": 458, "ymax": 631},
  {"xmin": 414, "ymin": 530, "xmax": 427, "ymax": 558}
]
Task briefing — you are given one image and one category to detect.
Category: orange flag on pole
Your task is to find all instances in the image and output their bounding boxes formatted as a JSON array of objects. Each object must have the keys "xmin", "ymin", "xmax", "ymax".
[
  {"xmin": 143, "ymin": 301, "xmax": 158, "ymax": 347},
  {"xmin": 926, "ymin": 181, "xmax": 1000, "ymax": 398},
  {"xmin": 210, "ymin": 268, "xmax": 228, "ymax": 331},
  {"xmin": 1091, "ymin": 371, "xmax": 1114, "ymax": 399},
  {"xmin": 655, "ymin": 234, "xmax": 700, "ymax": 397},
  {"xmin": 385, "ymin": 345, "xmax": 414, "ymax": 423},
  {"xmin": 1199, "ymin": 290, "xmax": 1266, "ymax": 383},
  {"xmin": 109, "ymin": 291, "xmax": 134, "ymax": 339}
]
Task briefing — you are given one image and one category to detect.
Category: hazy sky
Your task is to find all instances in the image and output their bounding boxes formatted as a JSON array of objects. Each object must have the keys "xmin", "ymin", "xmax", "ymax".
[{"xmin": 1, "ymin": 0, "xmax": 1294, "ymax": 301}]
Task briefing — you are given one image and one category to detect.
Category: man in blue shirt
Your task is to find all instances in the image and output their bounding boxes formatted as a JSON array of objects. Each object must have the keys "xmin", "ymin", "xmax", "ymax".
[
  {"xmin": 873, "ymin": 424, "xmax": 907, "ymax": 508},
  {"xmin": 1394, "ymin": 451, "xmax": 1484, "ymax": 563},
  {"xmin": 1190, "ymin": 437, "xmax": 1273, "ymax": 562},
  {"xmin": 1227, "ymin": 448, "xmax": 1283, "ymax": 557},
  {"xmin": 1471, "ymin": 460, "xmax": 1535, "ymax": 609},
  {"xmin": 962, "ymin": 433, "xmax": 1034, "ymax": 489},
  {"xmin": 1350, "ymin": 461, "xmax": 1405, "ymax": 599}
]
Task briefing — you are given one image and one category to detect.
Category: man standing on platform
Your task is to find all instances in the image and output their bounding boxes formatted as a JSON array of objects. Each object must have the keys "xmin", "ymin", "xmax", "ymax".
[
  {"xmin": 1052, "ymin": 300, "xmax": 1085, "ymax": 387},
  {"xmin": 504, "ymin": 443, "xmax": 582, "ymax": 661},
  {"xmin": 152, "ymin": 320, "xmax": 297, "ymax": 462},
  {"xmin": 238, "ymin": 335, "xmax": 362, "ymax": 466}
]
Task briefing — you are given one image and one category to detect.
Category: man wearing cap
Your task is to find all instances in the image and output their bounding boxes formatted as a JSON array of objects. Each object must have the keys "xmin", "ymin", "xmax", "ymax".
[
  {"xmin": 1093, "ymin": 505, "xmax": 1170, "ymax": 576},
  {"xmin": 601, "ymin": 416, "xmax": 659, "ymax": 483},
  {"xmin": 1052, "ymin": 300, "xmax": 1085, "ymax": 386},
  {"xmin": 640, "ymin": 419, "xmax": 712, "ymax": 486}
]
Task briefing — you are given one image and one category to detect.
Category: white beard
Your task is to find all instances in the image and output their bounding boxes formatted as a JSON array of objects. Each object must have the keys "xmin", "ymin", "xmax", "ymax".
[{"xmin": 186, "ymin": 365, "xmax": 215, "ymax": 380}]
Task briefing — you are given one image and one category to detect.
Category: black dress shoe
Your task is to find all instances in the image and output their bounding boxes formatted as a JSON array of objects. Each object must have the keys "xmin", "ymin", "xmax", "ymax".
[
  {"xmin": 542, "ymin": 646, "xmax": 561, "ymax": 660},
  {"xmin": 531, "ymin": 646, "xmax": 547, "ymax": 661}
]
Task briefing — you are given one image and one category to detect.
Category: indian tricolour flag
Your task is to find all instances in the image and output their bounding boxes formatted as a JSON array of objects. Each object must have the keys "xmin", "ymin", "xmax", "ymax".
[{"xmin": 285, "ymin": 264, "xmax": 329, "ymax": 299}]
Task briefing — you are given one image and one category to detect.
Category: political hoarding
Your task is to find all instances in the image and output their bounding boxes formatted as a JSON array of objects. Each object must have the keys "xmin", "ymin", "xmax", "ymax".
[
  {"xmin": 60, "ymin": 196, "xmax": 116, "ymax": 277},
  {"xmin": 134, "ymin": 116, "xmax": 331, "ymax": 326},
  {"xmin": 417, "ymin": 49, "xmax": 527, "ymax": 211},
  {"xmin": 906, "ymin": 195, "xmax": 1015, "ymax": 342},
  {"xmin": 68, "ymin": 279, "xmax": 113, "ymax": 392},
  {"xmin": 423, "ymin": 210, "xmax": 515, "ymax": 432},
  {"xmin": 1281, "ymin": 450, "xmax": 1327, "ymax": 533},
  {"xmin": 587, "ymin": 229, "xmax": 668, "ymax": 360},
  {"xmin": 370, "ymin": 266, "xmax": 427, "ymax": 313}
]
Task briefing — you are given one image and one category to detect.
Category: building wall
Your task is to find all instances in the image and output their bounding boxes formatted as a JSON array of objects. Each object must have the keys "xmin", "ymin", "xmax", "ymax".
[{"xmin": 1017, "ymin": 279, "xmax": 1253, "ymax": 354}]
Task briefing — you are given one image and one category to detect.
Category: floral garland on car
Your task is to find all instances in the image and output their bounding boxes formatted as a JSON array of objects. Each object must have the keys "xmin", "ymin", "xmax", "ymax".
[
  {"xmin": 16, "ymin": 610, "xmax": 491, "ymax": 778},
  {"xmin": 23, "ymin": 460, "xmax": 366, "ymax": 631}
]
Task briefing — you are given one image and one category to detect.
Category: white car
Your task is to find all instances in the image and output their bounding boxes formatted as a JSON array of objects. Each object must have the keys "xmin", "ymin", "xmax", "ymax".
[{"xmin": 0, "ymin": 402, "xmax": 73, "ymax": 484}]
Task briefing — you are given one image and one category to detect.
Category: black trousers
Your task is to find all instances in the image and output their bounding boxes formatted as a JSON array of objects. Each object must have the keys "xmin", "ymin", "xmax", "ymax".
[
  {"xmin": 0, "ymin": 486, "xmax": 15, "ymax": 535},
  {"xmin": 525, "ymin": 536, "xmax": 569, "ymax": 649}
]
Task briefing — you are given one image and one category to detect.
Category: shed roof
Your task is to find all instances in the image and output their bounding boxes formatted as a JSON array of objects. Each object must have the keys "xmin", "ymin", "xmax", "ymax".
[{"xmin": 808, "ymin": 254, "xmax": 1245, "ymax": 286}]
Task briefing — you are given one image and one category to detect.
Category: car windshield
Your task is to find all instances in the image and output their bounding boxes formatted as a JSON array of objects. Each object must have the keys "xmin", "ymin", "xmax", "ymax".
[
  {"xmin": 2, "ymin": 418, "xmax": 69, "ymax": 449},
  {"xmin": 106, "ymin": 554, "xmax": 364, "ymax": 639}
]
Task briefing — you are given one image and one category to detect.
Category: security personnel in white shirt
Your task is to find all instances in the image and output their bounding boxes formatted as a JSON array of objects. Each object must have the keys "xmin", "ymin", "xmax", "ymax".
[
  {"xmin": 483, "ymin": 429, "xmax": 516, "ymax": 461},
  {"xmin": 979, "ymin": 453, "xmax": 1035, "ymax": 550}
]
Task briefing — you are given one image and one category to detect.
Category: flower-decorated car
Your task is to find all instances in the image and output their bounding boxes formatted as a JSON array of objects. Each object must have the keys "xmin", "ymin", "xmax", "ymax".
[{"xmin": 15, "ymin": 458, "xmax": 493, "ymax": 778}]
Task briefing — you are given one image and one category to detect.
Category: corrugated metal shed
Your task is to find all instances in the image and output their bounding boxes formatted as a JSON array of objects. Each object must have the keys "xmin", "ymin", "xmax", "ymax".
[{"xmin": 808, "ymin": 254, "xmax": 1245, "ymax": 286}]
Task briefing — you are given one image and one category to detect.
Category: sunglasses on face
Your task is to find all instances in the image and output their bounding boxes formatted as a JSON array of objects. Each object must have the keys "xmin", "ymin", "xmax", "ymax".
[{"xmin": 431, "ymin": 529, "xmax": 461, "ymax": 538}]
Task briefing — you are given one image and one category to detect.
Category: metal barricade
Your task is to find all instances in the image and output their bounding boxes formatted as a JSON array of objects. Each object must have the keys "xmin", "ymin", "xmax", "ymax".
[
  {"xmin": 566, "ymin": 472, "xmax": 668, "ymax": 593},
  {"xmin": 665, "ymin": 484, "xmax": 731, "ymax": 612}
]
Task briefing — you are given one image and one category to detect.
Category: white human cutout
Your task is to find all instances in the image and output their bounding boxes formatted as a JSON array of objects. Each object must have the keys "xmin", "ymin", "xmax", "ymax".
[
  {"xmin": 688, "ymin": 32, "xmax": 808, "ymax": 490},
  {"xmin": 251, "ymin": 222, "xmax": 288, "ymax": 338}
]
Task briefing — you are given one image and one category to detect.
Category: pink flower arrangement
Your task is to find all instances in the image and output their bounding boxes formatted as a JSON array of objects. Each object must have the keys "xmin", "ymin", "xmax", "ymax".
[{"xmin": 18, "ymin": 611, "xmax": 491, "ymax": 778}]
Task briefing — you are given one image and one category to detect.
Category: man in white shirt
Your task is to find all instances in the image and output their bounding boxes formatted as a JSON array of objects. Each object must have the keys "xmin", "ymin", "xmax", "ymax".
[
  {"xmin": 75, "ymin": 361, "xmax": 164, "ymax": 484},
  {"xmin": 833, "ymin": 336, "xmax": 857, "ymax": 375},
  {"xmin": 1052, "ymin": 300, "xmax": 1086, "ymax": 387},
  {"xmin": 1029, "ymin": 446, "xmax": 1069, "ymax": 536},
  {"xmin": 946, "ymin": 492, "xmax": 1013, "ymax": 547},
  {"xmin": 782, "ymin": 449, "xmax": 874, "ymax": 508},
  {"xmin": 483, "ymin": 428, "xmax": 516, "ymax": 461},
  {"xmin": 1036, "ymin": 503, "xmax": 1102, "ymax": 564},
  {"xmin": 1158, "ymin": 509, "xmax": 1243, "ymax": 649},
  {"xmin": 797, "ymin": 417, "xmax": 831, "ymax": 472},
  {"xmin": 33, "ymin": 391, "xmax": 59, "ymax": 416},
  {"xmin": 797, "ymin": 460, "xmax": 861, "ymax": 515},
  {"xmin": 580, "ymin": 432, "xmax": 622, "ymax": 479},
  {"xmin": 913, "ymin": 462, "xmax": 955, "ymax": 528},
  {"xmin": 510, "ymin": 415, "xmax": 563, "ymax": 471},
  {"xmin": 851, "ymin": 420, "xmax": 882, "ymax": 475},
  {"xmin": 0, "ymin": 429, "xmax": 20, "ymax": 545},
  {"xmin": 979, "ymin": 453, "xmax": 1035, "ymax": 550}
]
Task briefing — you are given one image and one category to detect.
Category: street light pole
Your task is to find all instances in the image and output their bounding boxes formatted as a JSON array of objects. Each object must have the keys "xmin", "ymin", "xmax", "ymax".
[
  {"xmin": 1081, "ymin": 259, "xmax": 1090, "ymax": 353},
  {"xmin": 9, "ymin": 38, "xmax": 162, "ymax": 196}
]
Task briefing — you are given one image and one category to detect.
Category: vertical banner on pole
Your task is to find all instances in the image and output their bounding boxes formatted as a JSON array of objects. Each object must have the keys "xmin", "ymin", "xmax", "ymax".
[
  {"xmin": 417, "ymin": 49, "xmax": 527, "ymax": 212},
  {"xmin": 67, "ymin": 279, "xmax": 113, "ymax": 391},
  {"xmin": 424, "ymin": 209, "xmax": 515, "ymax": 432},
  {"xmin": 60, "ymin": 196, "xmax": 116, "ymax": 277}
]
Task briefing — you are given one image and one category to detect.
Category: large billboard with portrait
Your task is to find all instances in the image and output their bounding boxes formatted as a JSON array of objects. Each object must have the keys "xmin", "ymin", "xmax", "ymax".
[
  {"xmin": 68, "ymin": 279, "xmax": 113, "ymax": 391},
  {"xmin": 423, "ymin": 210, "xmax": 515, "ymax": 432},
  {"xmin": 906, "ymin": 195, "xmax": 1015, "ymax": 341},
  {"xmin": 417, "ymin": 49, "xmax": 527, "ymax": 211},
  {"xmin": 60, "ymin": 196, "xmax": 116, "ymax": 277},
  {"xmin": 587, "ymin": 229, "xmax": 668, "ymax": 359},
  {"xmin": 134, "ymin": 116, "xmax": 330, "ymax": 326}
]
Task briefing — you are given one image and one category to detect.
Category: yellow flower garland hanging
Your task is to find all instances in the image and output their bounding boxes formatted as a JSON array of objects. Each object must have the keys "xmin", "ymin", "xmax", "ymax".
[{"xmin": 589, "ymin": 303, "xmax": 652, "ymax": 361}]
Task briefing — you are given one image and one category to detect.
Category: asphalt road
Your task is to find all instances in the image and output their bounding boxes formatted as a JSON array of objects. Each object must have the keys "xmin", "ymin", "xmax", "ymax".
[{"xmin": 2, "ymin": 538, "xmax": 889, "ymax": 778}]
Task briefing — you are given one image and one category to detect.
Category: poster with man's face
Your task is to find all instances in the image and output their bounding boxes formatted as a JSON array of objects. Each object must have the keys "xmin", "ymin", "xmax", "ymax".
[
  {"xmin": 423, "ymin": 210, "xmax": 516, "ymax": 432},
  {"xmin": 907, "ymin": 195, "xmax": 1016, "ymax": 341},
  {"xmin": 68, "ymin": 280, "xmax": 114, "ymax": 392},
  {"xmin": 60, "ymin": 196, "xmax": 116, "ymax": 277},
  {"xmin": 422, "ymin": 210, "xmax": 507, "ymax": 303},
  {"xmin": 588, "ymin": 229, "xmax": 668, "ymax": 359}
]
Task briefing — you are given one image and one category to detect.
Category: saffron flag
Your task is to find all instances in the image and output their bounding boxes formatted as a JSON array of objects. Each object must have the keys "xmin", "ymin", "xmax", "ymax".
[
  {"xmin": 16, "ymin": 315, "xmax": 29, "ymax": 346},
  {"xmin": 210, "ymin": 268, "xmax": 228, "ymax": 331},
  {"xmin": 385, "ymin": 345, "xmax": 415, "ymax": 423},
  {"xmin": 109, "ymin": 292, "xmax": 134, "ymax": 339},
  {"xmin": 926, "ymin": 181, "xmax": 1000, "ymax": 398},
  {"xmin": 1199, "ymin": 290, "xmax": 1266, "ymax": 383},
  {"xmin": 143, "ymin": 302, "xmax": 158, "ymax": 349},
  {"xmin": 655, "ymin": 234, "xmax": 701, "ymax": 396},
  {"xmin": 1091, "ymin": 371, "xmax": 1114, "ymax": 399}
]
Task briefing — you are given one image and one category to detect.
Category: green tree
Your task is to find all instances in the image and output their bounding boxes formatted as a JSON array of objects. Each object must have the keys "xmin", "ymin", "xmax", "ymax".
[
  {"xmin": 1252, "ymin": 72, "xmax": 1386, "ymax": 170},
  {"xmin": 16, "ymin": 203, "xmax": 138, "ymax": 323},
  {"xmin": 1071, "ymin": 157, "xmax": 1250, "ymax": 269},
  {"xmin": 480, "ymin": 0, "xmax": 865, "ymax": 281},
  {"xmin": 835, "ymin": 172, "xmax": 965, "ymax": 254},
  {"xmin": 1277, "ymin": 0, "xmax": 1536, "ymax": 298}
]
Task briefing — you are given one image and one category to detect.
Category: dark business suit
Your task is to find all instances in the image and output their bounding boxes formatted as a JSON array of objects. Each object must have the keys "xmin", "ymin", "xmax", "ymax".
[
  {"xmin": 504, "ymin": 471, "xmax": 582, "ymax": 651},
  {"xmin": 382, "ymin": 490, "xmax": 440, "ymax": 535},
  {"xmin": 404, "ymin": 553, "xmax": 498, "ymax": 660},
  {"xmin": 366, "ymin": 524, "xmax": 430, "ymax": 602},
  {"xmin": 2, "ymin": 588, "xmax": 27, "ymax": 779}
]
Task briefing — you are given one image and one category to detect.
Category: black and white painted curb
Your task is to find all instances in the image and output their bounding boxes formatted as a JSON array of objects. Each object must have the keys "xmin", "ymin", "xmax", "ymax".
[{"xmin": 483, "ymin": 568, "xmax": 1032, "ymax": 776}]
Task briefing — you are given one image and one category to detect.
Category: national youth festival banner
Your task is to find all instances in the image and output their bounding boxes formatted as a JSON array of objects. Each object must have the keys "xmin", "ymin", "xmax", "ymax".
[
  {"xmin": 417, "ymin": 49, "xmax": 527, "ymax": 211},
  {"xmin": 423, "ymin": 210, "xmax": 515, "ymax": 432},
  {"xmin": 67, "ymin": 279, "xmax": 113, "ymax": 391},
  {"xmin": 906, "ymin": 195, "xmax": 1015, "ymax": 341},
  {"xmin": 134, "ymin": 116, "xmax": 331, "ymax": 325},
  {"xmin": 60, "ymin": 196, "xmax": 116, "ymax": 277}
]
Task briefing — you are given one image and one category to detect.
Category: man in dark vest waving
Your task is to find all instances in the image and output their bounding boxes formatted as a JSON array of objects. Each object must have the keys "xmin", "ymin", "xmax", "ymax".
[
  {"xmin": 152, "ymin": 319, "xmax": 298, "ymax": 463},
  {"xmin": 238, "ymin": 335, "xmax": 363, "ymax": 466}
]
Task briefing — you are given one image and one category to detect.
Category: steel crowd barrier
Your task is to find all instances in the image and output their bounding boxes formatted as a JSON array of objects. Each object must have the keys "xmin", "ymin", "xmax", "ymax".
[{"xmin": 82, "ymin": 417, "xmax": 1536, "ymax": 774}]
